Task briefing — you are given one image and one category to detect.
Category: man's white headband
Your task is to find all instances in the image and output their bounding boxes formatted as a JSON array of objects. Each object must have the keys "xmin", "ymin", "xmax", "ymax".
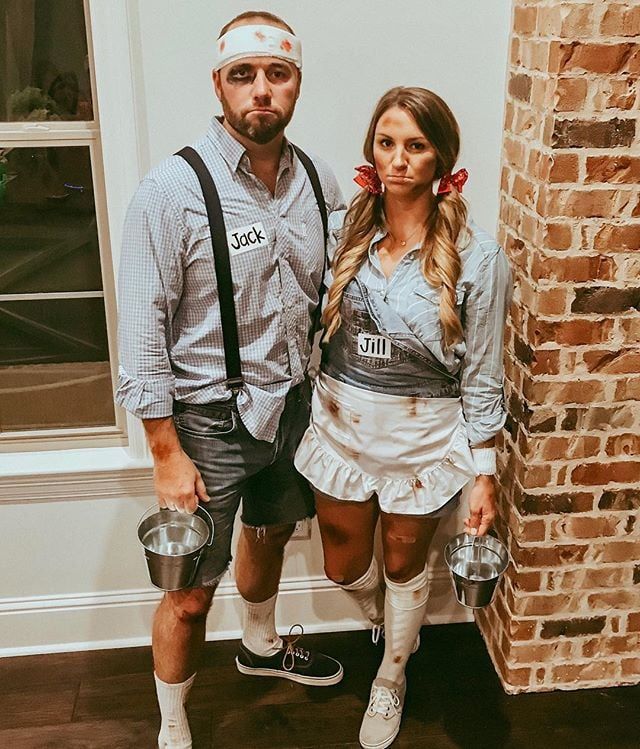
[{"xmin": 215, "ymin": 24, "xmax": 302, "ymax": 72}]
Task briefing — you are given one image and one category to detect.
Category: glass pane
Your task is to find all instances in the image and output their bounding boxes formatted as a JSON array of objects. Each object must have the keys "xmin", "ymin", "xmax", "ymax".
[
  {"xmin": 0, "ymin": 298, "xmax": 115, "ymax": 430},
  {"xmin": 0, "ymin": 145, "xmax": 103, "ymax": 294},
  {"xmin": 0, "ymin": 0, "xmax": 93, "ymax": 122}
]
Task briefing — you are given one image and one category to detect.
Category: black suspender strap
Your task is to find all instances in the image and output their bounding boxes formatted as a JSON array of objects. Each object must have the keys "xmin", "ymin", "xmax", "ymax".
[
  {"xmin": 292, "ymin": 145, "xmax": 328, "ymax": 243},
  {"xmin": 176, "ymin": 146, "xmax": 243, "ymax": 392},
  {"xmin": 176, "ymin": 143, "xmax": 328, "ymax": 393},
  {"xmin": 292, "ymin": 145, "xmax": 329, "ymax": 339}
]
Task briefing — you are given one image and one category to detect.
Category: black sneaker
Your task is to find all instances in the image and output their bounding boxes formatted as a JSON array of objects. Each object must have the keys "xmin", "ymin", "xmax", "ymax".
[{"xmin": 235, "ymin": 624, "xmax": 344, "ymax": 686}]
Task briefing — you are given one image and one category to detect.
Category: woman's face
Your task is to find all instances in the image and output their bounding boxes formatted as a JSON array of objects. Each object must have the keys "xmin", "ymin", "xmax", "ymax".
[{"xmin": 372, "ymin": 106, "xmax": 438, "ymax": 197}]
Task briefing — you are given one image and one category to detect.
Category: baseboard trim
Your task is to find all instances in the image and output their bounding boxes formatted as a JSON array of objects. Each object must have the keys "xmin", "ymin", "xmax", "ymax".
[{"xmin": 0, "ymin": 569, "xmax": 472, "ymax": 658}]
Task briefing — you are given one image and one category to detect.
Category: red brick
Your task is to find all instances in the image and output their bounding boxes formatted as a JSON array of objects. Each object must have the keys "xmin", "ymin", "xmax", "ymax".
[
  {"xmin": 541, "ymin": 616, "xmax": 606, "ymax": 639},
  {"xmin": 592, "ymin": 78, "xmax": 638, "ymax": 112},
  {"xmin": 548, "ymin": 567, "xmax": 630, "ymax": 591},
  {"xmin": 514, "ymin": 5, "xmax": 537, "ymax": 36},
  {"xmin": 513, "ymin": 571, "xmax": 542, "ymax": 593},
  {"xmin": 571, "ymin": 462, "xmax": 640, "ymax": 486},
  {"xmin": 508, "ymin": 618, "xmax": 537, "ymax": 641},
  {"xmin": 538, "ymin": 288, "xmax": 569, "ymax": 315},
  {"xmin": 552, "ymin": 660, "xmax": 618, "ymax": 683},
  {"xmin": 548, "ymin": 516, "xmax": 619, "ymax": 541},
  {"xmin": 527, "ymin": 378, "xmax": 608, "ymax": 406},
  {"xmin": 586, "ymin": 156, "xmax": 640, "ymax": 185},
  {"xmin": 552, "ymin": 118, "xmax": 635, "ymax": 149},
  {"xmin": 532, "ymin": 253, "xmax": 616, "ymax": 283},
  {"xmin": 513, "ymin": 174, "xmax": 537, "ymax": 208},
  {"xmin": 582, "ymin": 634, "xmax": 640, "ymax": 658},
  {"xmin": 554, "ymin": 77, "xmax": 588, "ymax": 111},
  {"xmin": 544, "ymin": 223, "xmax": 573, "ymax": 250},
  {"xmin": 549, "ymin": 153, "xmax": 579, "ymax": 183},
  {"xmin": 594, "ymin": 224, "xmax": 640, "ymax": 252},
  {"xmin": 583, "ymin": 350, "xmax": 640, "ymax": 375},
  {"xmin": 545, "ymin": 189, "xmax": 623, "ymax": 219},
  {"xmin": 516, "ymin": 491, "xmax": 594, "ymax": 516},
  {"xmin": 556, "ymin": 42, "xmax": 636, "ymax": 75},
  {"xmin": 510, "ymin": 543, "xmax": 588, "ymax": 568},
  {"xmin": 588, "ymin": 590, "xmax": 640, "ymax": 611},
  {"xmin": 599, "ymin": 488, "xmax": 640, "ymax": 511},
  {"xmin": 615, "ymin": 378, "xmax": 640, "ymax": 400},
  {"xmin": 628, "ymin": 613, "xmax": 640, "ymax": 632},
  {"xmin": 509, "ymin": 73, "xmax": 533, "ymax": 103},
  {"xmin": 529, "ymin": 318, "xmax": 614, "ymax": 346},
  {"xmin": 572, "ymin": 287, "xmax": 640, "ymax": 314},
  {"xmin": 531, "ymin": 435, "xmax": 601, "ymax": 462},
  {"xmin": 510, "ymin": 38, "xmax": 521, "ymax": 68},
  {"xmin": 620, "ymin": 318, "xmax": 640, "ymax": 344},
  {"xmin": 504, "ymin": 137, "xmax": 525, "ymax": 169},
  {"xmin": 622, "ymin": 658, "xmax": 640, "ymax": 677},
  {"xmin": 510, "ymin": 642, "xmax": 573, "ymax": 665},
  {"xmin": 601, "ymin": 5, "xmax": 640, "ymax": 37},
  {"xmin": 512, "ymin": 591, "xmax": 581, "ymax": 617},
  {"xmin": 596, "ymin": 541, "xmax": 640, "ymax": 564},
  {"xmin": 606, "ymin": 433, "xmax": 640, "ymax": 457}
]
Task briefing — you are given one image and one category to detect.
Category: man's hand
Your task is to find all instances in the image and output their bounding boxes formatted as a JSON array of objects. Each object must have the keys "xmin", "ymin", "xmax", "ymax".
[
  {"xmin": 463, "ymin": 474, "xmax": 497, "ymax": 537},
  {"xmin": 153, "ymin": 449, "xmax": 209, "ymax": 513},
  {"xmin": 143, "ymin": 416, "xmax": 209, "ymax": 513}
]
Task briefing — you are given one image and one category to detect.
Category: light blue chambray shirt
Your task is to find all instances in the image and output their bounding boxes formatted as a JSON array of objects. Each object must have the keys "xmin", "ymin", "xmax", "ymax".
[
  {"xmin": 325, "ymin": 211, "xmax": 513, "ymax": 446},
  {"xmin": 116, "ymin": 117, "xmax": 344, "ymax": 442}
]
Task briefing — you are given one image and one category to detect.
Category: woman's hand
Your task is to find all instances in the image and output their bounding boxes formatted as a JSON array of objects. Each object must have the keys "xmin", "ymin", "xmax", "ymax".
[{"xmin": 463, "ymin": 475, "xmax": 497, "ymax": 537}]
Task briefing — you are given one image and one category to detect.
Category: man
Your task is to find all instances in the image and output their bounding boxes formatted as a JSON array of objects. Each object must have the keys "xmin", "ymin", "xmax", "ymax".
[{"xmin": 116, "ymin": 11, "xmax": 345, "ymax": 749}]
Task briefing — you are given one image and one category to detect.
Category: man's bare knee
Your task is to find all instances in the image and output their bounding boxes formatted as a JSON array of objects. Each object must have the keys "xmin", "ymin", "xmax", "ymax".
[{"xmin": 165, "ymin": 587, "xmax": 215, "ymax": 623}]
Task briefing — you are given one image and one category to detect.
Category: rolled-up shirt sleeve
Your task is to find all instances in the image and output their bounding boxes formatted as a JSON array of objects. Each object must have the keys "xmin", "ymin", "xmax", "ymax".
[
  {"xmin": 115, "ymin": 178, "xmax": 184, "ymax": 419},
  {"xmin": 460, "ymin": 245, "xmax": 513, "ymax": 446}
]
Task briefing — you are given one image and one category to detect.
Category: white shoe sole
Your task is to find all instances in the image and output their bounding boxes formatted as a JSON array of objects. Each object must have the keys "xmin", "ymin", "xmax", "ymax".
[{"xmin": 235, "ymin": 657, "xmax": 344, "ymax": 686}]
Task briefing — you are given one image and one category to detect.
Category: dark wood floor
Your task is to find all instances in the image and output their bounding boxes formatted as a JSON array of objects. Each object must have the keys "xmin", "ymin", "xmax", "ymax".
[{"xmin": 1, "ymin": 623, "xmax": 639, "ymax": 748}]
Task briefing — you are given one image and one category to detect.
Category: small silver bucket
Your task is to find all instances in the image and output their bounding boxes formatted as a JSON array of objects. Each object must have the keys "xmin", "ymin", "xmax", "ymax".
[
  {"xmin": 444, "ymin": 533, "xmax": 509, "ymax": 609},
  {"xmin": 137, "ymin": 505, "xmax": 214, "ymax": 591}
]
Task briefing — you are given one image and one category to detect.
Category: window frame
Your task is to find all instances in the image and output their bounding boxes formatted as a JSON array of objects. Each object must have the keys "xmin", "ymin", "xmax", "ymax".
[{"xmin": 0, "ymin": 0, "xmax": 146, "ymax": 457}]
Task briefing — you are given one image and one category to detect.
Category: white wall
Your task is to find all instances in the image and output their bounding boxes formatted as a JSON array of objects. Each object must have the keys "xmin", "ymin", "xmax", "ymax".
[
  {"xmin": 0, "ymin": 0, "xmax": 511, "ymax": 655},
  {"xmin": 132, "ymin": 0, "xmax": 511, "ymax": 233}
]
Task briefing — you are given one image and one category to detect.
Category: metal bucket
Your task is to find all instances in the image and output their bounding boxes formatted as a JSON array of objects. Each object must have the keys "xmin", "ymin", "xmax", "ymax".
[
  {"xmin": 444, "ymin": 532, "xmax": 509, "ymax": 609},
  {"xmin": 137, "ymin": 505, "xmax": 214, "ymax": 591}
]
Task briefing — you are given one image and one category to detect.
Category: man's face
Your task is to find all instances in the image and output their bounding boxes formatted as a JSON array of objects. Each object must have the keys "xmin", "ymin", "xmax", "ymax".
[{"xmin": 214, "ymin": 57, "xmax": 300, "ymax": 145}]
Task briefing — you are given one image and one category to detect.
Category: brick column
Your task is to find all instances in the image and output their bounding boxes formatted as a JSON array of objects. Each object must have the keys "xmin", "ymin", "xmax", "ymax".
[{"xmin": 476, "ymin": 0, "xmax": 640, "ymax": 693}]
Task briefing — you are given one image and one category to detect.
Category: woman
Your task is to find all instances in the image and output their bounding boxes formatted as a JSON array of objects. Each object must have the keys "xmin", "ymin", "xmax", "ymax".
[{"xmin": 295, "ymin": 87, "xmax": 511, "ymax": 749}]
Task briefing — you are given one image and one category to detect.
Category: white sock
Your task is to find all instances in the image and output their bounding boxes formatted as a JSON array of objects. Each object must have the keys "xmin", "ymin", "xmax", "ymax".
[
  {"xmin": 155, "ymin": 672, "xmax": 195, "ymax": 749},
  {"xmin": 241, "ymin": 592, "xmax": 284, "ymax": 656},
  {"xmin": 338, "ymin": 556, "xmax": 384, "ymax": 626},
  {"xmin": 376, "ymin": 568, "xmax": 429, "ymax": 684}
]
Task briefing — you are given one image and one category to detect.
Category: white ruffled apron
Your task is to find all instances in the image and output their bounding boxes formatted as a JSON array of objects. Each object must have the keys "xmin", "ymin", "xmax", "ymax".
[{"xmin": 294, "ymin": 373, "xmax": 478, "ymax": 515}]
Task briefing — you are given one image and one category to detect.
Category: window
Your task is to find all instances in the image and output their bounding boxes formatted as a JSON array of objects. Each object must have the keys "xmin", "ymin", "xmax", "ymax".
[{"xmin": 0, "ymin": 0, "xmax": 121, "ymax": 445}]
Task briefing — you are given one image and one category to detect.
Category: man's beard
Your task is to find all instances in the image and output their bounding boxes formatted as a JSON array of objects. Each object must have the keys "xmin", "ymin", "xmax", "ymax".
[{"xmin": 221, "ymin": 94, "xmax": 293, "ymax": 145}]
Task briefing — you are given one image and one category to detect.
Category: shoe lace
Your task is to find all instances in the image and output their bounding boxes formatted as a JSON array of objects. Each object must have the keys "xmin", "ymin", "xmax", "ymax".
[
  {"xmin": 371, "ymin": 623, "xmax": 384, "ymax": 644},
  {"xmin": 281, "ymin": 623, "xmax": 310, "ymax": 671},
  {"xmin": 367, "ymin": 684, "xmax": 401, "ymax": 718}
]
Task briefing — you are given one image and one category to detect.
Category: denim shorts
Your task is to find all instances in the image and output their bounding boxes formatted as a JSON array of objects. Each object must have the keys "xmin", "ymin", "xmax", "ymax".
[{"xmin": 173, "ymin": 380, "xmax": 315, "ymax": 587}]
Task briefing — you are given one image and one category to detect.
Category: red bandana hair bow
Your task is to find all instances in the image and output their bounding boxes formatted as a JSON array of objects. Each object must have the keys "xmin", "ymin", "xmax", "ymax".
[
  {"xmin": 353, "ymin": 164, "xmax": 383, "ymax": 195},
  {"xmin": 437, "ymin": 168, "xmax": 469, "ymax": 195}
]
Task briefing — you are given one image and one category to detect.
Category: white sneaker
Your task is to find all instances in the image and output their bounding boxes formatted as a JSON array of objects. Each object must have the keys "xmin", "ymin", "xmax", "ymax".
[
  {"xmin": 359, "ymin": 677, "xmax": 406, "ymax": 749},
  {"xmin": 371, "ymin": 624, "xmax": 420, "ymax": 654}
]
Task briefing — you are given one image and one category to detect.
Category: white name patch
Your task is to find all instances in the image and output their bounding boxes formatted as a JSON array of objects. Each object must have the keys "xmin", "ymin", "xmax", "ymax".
[
  {"xmin": 357, "ymin": 332, "xmax": 392, "ymax": 359},
  {"xmin": 226, "ymin": 222, "xmax": 268, "ymax": 255}
]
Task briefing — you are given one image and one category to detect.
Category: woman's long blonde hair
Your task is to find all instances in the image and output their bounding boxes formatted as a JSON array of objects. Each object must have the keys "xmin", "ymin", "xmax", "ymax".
[{"xmin": 323, "ymin": 87, "xmax": 468, "ymax": 348}]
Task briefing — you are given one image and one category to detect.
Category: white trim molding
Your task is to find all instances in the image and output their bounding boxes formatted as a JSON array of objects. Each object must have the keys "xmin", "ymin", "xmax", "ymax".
[{"xmin": 0, "ymin": 570, "xmax": 472, "ymax": 658}]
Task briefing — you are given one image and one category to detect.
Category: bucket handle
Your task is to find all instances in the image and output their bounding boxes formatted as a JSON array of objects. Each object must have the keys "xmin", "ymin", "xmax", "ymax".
[
  {"xmin": 137, "ymin": 503, "xmax": 215, "ymax": 547},
  {"xmin": 194, "ymin": 504, "xmax": 215, "ymax": 546}
]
